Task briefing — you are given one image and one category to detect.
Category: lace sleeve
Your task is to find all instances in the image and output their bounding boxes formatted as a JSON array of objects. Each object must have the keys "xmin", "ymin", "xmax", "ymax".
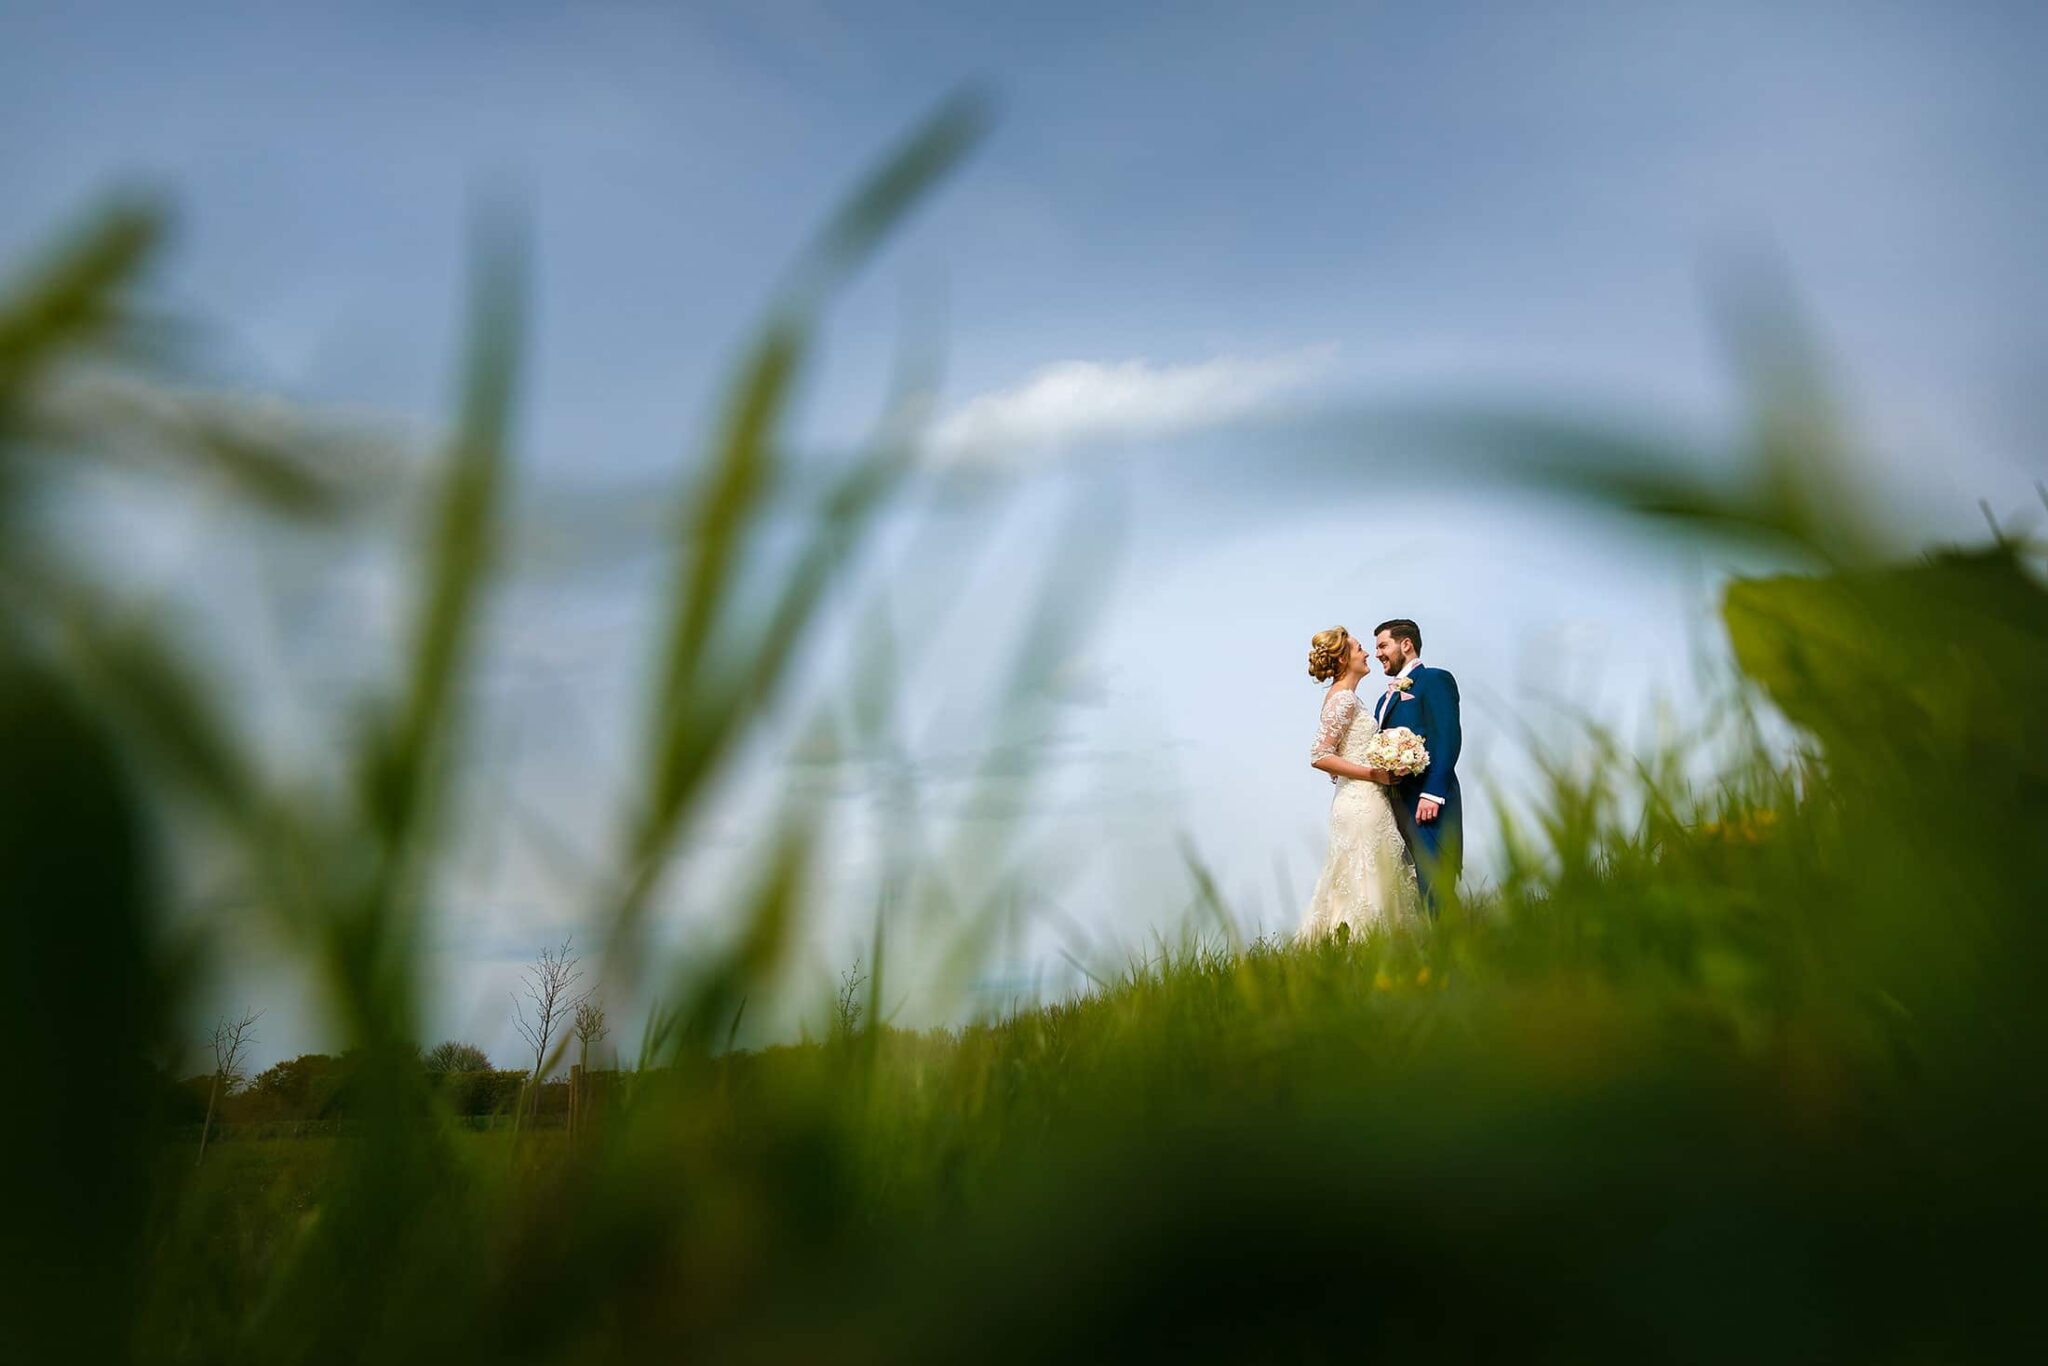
[{"xmin": 1309, "ymin": 690, "xmax": 1361, "ymax": 765}]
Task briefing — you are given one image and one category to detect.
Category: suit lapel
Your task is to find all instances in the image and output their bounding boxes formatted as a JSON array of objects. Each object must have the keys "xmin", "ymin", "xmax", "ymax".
[{"xmin": 1379, "ymin": 665, "xmax": 1419, "ymax": 726}]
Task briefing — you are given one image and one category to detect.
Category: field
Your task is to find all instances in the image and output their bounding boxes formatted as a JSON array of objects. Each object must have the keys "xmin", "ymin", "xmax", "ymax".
[
  {"xmin": 145, "ymin": 841, "xmax": 2048, "ymax": 1362},
  {"xmin": 5, "ymin": 100, "xmax": 2046, "ymax": 1362}
]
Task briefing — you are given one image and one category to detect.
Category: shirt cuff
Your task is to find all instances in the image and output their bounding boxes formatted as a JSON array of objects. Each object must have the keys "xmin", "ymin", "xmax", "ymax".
[{"xmin": 1420, "ymin": 792, "xmax": 1446, "ymax": 805}]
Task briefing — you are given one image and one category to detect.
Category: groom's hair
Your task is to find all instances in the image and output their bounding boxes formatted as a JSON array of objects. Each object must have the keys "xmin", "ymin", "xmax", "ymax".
[{"xmin": 1373, "ymin": 619, "xmax": 1422, "ymax": 653}]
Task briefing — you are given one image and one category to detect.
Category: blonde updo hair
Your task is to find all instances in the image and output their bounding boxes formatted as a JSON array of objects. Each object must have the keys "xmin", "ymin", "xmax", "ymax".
[{"xmin": 1307, "ymin": 626, "xmax": 1351, "ymax": 683}]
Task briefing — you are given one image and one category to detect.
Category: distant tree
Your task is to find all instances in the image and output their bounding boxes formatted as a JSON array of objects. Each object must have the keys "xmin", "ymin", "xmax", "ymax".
[
  {"xmin": 441, "ymin": 1069, "xmax": 527, "ymax": 1118},
  {"xmin": 245, "ymin": 1053, "xmax": 344, "ymax": 1121},
  {"xmin": 422, "ymin": 1040, "xmax": 491, "ymax": 1074},
  {"xmin": 512, "ymin": 938, "xmax": 584, "ymax": 1084},
  {"xmin": 571, "ymin": 999, "xmax": 608, "ymax": 1069},
  {"xmin": 196, "ymin": 1008, "xmax": 259, "ymax": 1165},
  {"xmin": 832, "ymin": 959, "xmax": 868, "ymax": 1039}
]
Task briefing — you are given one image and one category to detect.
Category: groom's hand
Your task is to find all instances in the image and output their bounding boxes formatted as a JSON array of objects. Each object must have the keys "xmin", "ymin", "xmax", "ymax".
[{"xmin": 1416, "ymin": 797, "xmax": 1442, "ymax": 823}]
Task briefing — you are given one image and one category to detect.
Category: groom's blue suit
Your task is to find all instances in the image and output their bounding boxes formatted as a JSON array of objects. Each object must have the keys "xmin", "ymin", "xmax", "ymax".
[{"xmin": 1375, "ymin": 663, "xmax": 1463, "ymax": 912}]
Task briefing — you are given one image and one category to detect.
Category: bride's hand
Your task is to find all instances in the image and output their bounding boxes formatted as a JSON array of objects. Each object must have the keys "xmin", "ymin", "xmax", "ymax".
[{"xmin": 1368, "ymin": 767, "xmax": 1393, "ymax": 785}]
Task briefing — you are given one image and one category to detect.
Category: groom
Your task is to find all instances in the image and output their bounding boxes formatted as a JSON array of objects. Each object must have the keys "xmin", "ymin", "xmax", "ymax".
[{"xmin": 1372, "ymin": 619, "xmax": 1462, "ymax": 913}]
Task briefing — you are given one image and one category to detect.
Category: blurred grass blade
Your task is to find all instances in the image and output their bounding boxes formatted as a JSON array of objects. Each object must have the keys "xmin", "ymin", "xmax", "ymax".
[
  {"xmin": 1708, "ymin": 251, "xmax": 1885, "ymax": 564},
  {"xmin": 1181, "ymin": 837, "xmax": 1242, "ymax": 951},
  {"xmin": 659, "ymin": 811, "xmax": 817, "ymax": 1063},
  {"xmin": 614, "ymin": 93, "xmax": 987, "ymax": 957},
  {"xmin": 0, "ymin": 648, "xmax": 160, "ymax": 1364},
  {"xmin": 52, "ymin": 585, "xmax": 263, "ymax": 822},
  {"xmin": 1291, "ymin": 256, "xmax": 1900, "ymax": 564},
  {"xmin": 321, "ymin": 206, "xmax": 525, "ymax": 1070},
  {"xmin": 0, "ymin": 196, "xmax": 164, "ymax": 418},
  {"xmin": 242, "ymin": 196, "xmax": 532, "ymax": 1360},
  {"xmin": 361, "ymin": 206, "xmax": 526, "ymax": 879},
  {"xmin": 783, "ymin": 87, "xmax": 993, "ymax": 309},
  {"xmin": 35, "ymin": 371, "xmax": 369, "ymax": 518}
]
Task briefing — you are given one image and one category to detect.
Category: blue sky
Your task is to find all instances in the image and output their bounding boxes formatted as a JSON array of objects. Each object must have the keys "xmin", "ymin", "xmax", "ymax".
[{"xmin": 7, "ymin": 1, "xmax": 2043, "ymax": 1067}]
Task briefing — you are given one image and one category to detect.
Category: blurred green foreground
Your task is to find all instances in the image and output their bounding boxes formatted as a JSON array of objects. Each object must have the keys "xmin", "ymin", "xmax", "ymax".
[{"xmin": 3, "ymin": 103, "xmax": 2045, "ymax": 1363}]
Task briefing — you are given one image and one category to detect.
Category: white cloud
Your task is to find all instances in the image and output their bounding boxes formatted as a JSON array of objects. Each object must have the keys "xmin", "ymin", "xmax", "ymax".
[{"xmin": 930, "ymin": 346, "xmax": 1337, "ymax": 463}]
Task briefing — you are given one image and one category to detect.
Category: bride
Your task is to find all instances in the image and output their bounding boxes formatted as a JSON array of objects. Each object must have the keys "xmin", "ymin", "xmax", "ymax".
[{"xmin": 1298, "ymin": 626, "xmax": 1417, "ymax": 941}]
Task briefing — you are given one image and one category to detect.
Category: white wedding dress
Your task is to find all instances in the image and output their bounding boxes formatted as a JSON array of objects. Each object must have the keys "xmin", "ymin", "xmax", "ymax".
[{"xmin": 1299, "ymin": 688, "xmax": 1418, "ymax": 941}]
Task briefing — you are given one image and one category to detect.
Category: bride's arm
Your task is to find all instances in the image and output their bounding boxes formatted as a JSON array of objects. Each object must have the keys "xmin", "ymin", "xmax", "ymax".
[{"xmin": 1313, "ymin": 754, "xmax": 1393, "ymax": 783}]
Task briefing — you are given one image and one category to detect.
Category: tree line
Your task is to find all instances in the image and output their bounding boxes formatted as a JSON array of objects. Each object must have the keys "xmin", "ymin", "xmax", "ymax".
[
  {"xmin": 178, "ymin": 939, "xmax": 613, "ymax": 1135},
  {"xmin": 169, "ymin": 1041, "xmax": 547, "ymax": 1126}
]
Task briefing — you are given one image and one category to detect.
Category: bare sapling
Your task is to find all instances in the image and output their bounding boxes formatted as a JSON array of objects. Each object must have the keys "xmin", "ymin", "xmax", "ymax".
[
  {"xmin": 570, "ymin": 997, "xmax": 609, "ymax": 1133},
  {"xmin": 196, "ymin": 1008, "xmax": 259, "ymax": 1165},
  {"xmin": 833, "ymin": 958, "xmax": 868, "ymax": 1039},
  {"xmin": 512, "ymin": 938, "xmax": 583, "ymax": 1124}
]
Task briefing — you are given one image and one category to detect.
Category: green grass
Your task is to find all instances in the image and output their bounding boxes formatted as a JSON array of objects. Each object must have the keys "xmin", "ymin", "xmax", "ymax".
[{"xmin": 4, "ymin": 97, "xmax": 2045, "ymax": 1362}]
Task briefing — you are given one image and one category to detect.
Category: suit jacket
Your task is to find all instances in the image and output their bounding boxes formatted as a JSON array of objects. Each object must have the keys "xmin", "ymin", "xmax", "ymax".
[{"xmin": 1373, "ymin": 663, "xmax": 1463, "ymax": 818}]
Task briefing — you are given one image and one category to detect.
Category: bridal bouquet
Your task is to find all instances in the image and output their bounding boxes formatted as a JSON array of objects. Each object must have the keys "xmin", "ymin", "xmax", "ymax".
[{"xmin": 1363, "ymin": 726, "xmax": 1430, "ymax": 777}]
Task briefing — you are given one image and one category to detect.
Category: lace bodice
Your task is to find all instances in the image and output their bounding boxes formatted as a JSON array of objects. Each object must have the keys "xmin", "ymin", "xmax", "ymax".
[{"xmin": 1309, "ymin": 687, "xmax": 1379, "ymax": 776}]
